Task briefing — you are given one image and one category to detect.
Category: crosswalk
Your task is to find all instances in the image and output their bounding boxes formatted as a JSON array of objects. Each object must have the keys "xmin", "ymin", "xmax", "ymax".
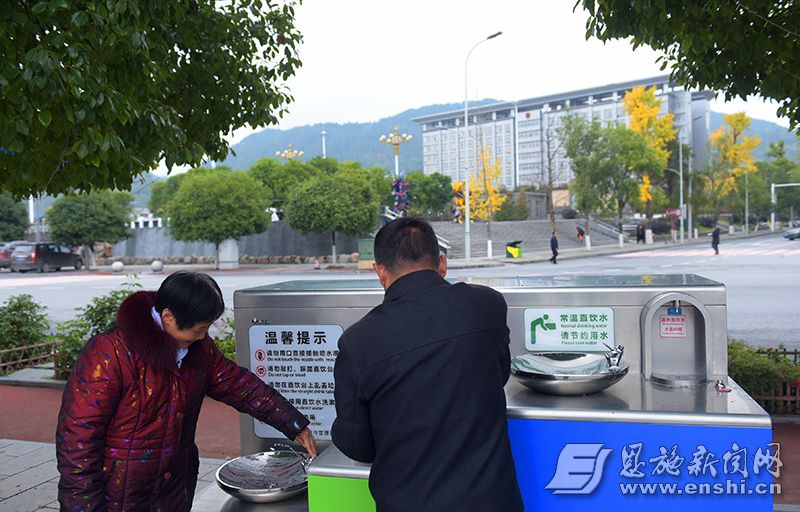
[{"xmin": 611, "ymin": 246, "xmax": 800, "ymax": 258}]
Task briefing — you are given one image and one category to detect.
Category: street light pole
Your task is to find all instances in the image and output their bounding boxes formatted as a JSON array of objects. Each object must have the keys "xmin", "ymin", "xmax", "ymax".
[
  {"xmin": 464, "ymin": 30, "xmax": 502, "ymax": 261},
  {"xmin": 321, "ymin": 130, "xmax": 327, "ymax": 159},
  {"xmin": 678, "ymin": 141, "xmax": 684, "ymax": 243},
  {"xmin": 379, "ymin": 127, "xmax": 413, "ymax": 178}
]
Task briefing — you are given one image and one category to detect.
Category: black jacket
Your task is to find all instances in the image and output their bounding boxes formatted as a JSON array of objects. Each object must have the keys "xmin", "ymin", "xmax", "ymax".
[
  {"xmin": 550, "ymin": 235, "xmax": 559, "ymax": 251},
  {"xmin": 332, "ymin": 270, "xmax": 523, "ymax": 512},
  {"xmin": 712, "ymin": 228, "xmax": 720, "ymax": 243}
]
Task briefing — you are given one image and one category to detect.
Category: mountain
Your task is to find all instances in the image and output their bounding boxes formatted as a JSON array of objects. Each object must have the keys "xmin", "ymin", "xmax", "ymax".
[
  {"xmin": 709, "ymin": 112, "xmax": 798, "ymax": 162},
  {"xmin": 220, "ymin": 105, "xmax": 798, "ymax": 174},
  {"xmin": 216, "ymin": 100, "xmax": 500, "ymax": 172}
]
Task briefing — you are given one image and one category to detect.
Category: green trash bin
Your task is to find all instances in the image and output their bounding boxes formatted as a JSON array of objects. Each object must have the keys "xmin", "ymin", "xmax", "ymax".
[{"xmin": 505, "ymin": 240, "xmax": 522, "ymax": 258}]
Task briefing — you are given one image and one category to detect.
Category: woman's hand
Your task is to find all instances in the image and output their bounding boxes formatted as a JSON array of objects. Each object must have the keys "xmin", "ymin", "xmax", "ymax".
[{"xmin": 295, "ymin": 428, "xmax": 318, "ymax": 458}]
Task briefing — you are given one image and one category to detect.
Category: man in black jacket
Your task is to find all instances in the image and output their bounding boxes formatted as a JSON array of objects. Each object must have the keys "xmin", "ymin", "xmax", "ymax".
[
  {"xmin": 549, "ymin": 230, "xmax": 559, "ymax": 264},
  {"xmin": 332, "ymin": 218, "xmax": 523, "ymax": 512}
]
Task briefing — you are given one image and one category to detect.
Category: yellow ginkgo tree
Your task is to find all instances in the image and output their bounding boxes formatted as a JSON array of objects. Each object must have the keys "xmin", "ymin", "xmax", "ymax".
[
  {"xmin": 470, "ymin": 146, "xmax": 507, "ymax": 247},
  {"xmin": 706, "ymin": 112, "xmax": 761, "ymax": 222},
  {"xmin": 623, "ymin": 85, "xmax": 676, "ymax": 215}
]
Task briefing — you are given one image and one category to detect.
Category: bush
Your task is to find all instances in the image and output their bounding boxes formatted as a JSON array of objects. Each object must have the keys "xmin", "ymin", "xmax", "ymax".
[
  {"xmin": 698, "ymin": 216, "xmax": 715, "ymax": 228},
  {"xmin": 0, "ymin": 295, "xmax": 49, "ymax": 350},
  {"xmin": 560, "ymin": 208, "xmax": 577, "ymax": 219},
  {"xmin": 213, "ymin": 313, "xmax": 236, "ymax": 361},
  {"xmin": 54, "ymin": 279, "xmax": 141, "ymax": 379},
  {"xmin": 728, "ymin": 339, "xmax": 800, "ymax": 398},
  {"xmin": 650, "ymin": 218, "xmax": 671, "ymax": 235}
]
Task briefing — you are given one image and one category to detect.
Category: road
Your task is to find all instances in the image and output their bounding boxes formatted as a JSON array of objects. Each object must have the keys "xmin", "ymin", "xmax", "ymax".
[{"xmin": 1, "ymin": 234, "xmax": 797, "ymax": 348}]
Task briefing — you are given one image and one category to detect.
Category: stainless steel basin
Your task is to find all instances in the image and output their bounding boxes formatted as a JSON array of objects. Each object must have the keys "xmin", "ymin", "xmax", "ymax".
[
  {"xmin": 511, "ymin": 352, "xmax": 629, "ymax": 396},
  {"xmin": 215, "ymin": 450, "xmax": 310, "ymax": 503}
]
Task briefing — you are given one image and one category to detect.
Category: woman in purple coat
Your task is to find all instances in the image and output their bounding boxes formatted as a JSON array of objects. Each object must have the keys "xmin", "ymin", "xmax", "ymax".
[{"xmin": 56, "ymin": 271, "xmax": 316, "ymax": 511}]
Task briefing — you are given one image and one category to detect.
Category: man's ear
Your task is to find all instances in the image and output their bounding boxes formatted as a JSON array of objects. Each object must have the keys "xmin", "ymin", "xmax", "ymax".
[
  {"xmin": 438, "ymin": 254, "xmax": 447, "ymax": 278},
  {"xmin": 373, "ymin": 262, "xmax": 390, "ymax": 290}
]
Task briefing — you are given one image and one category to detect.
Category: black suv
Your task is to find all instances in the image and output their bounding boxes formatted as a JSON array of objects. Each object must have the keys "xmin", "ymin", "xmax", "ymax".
[{"xmin": 10, "ymin": 243, "xmax": 83, "ymax": 273}]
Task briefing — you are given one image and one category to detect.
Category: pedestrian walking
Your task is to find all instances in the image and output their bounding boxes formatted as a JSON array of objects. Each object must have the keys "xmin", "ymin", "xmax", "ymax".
[
  {"xmin": 636, "ymin": 224, "xmax": 646, "ymax": 244},
  {"xmin": 712, "ymin": 225, "xmax": 721, "ymax": 255},
  {"xmin": 576, "ymin": 225, "xmax": 585, "ymax": 243},
  {"xmin": 549, "ymin": 230, "xmax": 559, "ymax": 264}
]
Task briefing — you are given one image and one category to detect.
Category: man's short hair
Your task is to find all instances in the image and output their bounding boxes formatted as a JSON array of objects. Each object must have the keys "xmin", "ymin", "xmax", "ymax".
[
  {"xmin": 155, "ymin": 271, "xmax": 224, "ymax": 329},
  {"xmin": 374, "ymin": 217, "xmax": 440, "ymax": 273}
]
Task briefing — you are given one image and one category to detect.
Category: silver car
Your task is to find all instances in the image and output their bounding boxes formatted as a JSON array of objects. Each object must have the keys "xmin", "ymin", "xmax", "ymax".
[{"xmin": 783, "ymin": 227, "xmax": 800, "ymax": 240}]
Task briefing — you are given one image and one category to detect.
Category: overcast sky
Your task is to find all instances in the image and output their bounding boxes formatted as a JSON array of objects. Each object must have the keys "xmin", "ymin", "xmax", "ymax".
[{"xmin": 227, "ymin": 0, "xmax": 788, "ymax": 141}]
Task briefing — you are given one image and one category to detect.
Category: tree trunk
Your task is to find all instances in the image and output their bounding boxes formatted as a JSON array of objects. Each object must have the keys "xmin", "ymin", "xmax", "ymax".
[
  {"xmin": 331, "ymin": 231, "xmax": 337, "ymax": 265},
  {"xmin": 81, "ymin": 244, "xmax": 95, "ymax": 269},
  {"xmin": 215, "ymin": 242, "xmax": 220, "ymax": 270}
]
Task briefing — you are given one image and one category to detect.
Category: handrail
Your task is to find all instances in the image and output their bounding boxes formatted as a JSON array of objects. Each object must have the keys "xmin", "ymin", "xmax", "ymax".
[{"xmin": 382, "ymin": 207, "xmax": 451, "ymax": 251}]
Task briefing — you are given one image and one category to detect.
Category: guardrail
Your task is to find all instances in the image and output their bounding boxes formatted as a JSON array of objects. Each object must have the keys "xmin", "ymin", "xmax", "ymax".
[
  {"xmin": 382, "ymin": 207, "xmax": 452, "ymax": 253},
  {"xmin": 0, "ymin": 340, "xmax": 61, "ymax": 374}
]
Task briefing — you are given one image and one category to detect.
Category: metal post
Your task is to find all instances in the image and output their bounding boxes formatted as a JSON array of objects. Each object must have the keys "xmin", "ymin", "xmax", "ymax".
[
  {"xmin": 679, "ymin": 141, "xmax": 684, "ymax": 243},
  {"xmin": 394, "ymin": 150, "xmax": 400, "ymax": 178},
  {"xmin": 464, "ymin": 31, "xmax": 501, "ymax": 261},
  {"xmin": 321, "ymin": 130, "xmax": 327, "ymax": 159},
  {"xmin": 745, "ymin": 172, "xmax": 750, "ymax": 234},
  {"xmin": 770, "ymin": 183, "xmax": 776, "ymax": 231},
  {"xmin": 688, "ymin": 153, "xmax": 693, "ymax": 238}
]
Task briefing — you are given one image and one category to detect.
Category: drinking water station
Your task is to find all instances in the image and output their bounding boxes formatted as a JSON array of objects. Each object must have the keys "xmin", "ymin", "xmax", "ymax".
[{"xmin": 196, "ymin": 275, "xmax": 775, "ymax": 511}]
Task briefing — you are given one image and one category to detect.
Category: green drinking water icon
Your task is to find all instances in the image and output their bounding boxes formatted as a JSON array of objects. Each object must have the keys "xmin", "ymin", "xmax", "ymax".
[{"xmin": 530, "ymin": 314, "xmax": 557, "ymax": 345}]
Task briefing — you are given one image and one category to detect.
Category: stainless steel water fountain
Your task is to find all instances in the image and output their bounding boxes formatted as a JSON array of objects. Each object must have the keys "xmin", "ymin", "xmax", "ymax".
[{"xmin": 510, "ymin": 344, "xmax": 629, "ymax": 395}]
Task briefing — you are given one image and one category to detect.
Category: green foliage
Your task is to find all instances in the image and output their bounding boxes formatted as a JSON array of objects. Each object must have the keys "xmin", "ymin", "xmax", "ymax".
[
  {"xmin": 728, "ymin": 339, "xmax": 800, "ymax": 400},
  {"xmin": 0, "ymin": 295, "xmax": 49, "ymax": 350},
  {"xmin": 285, "ymin": 173, "xmax": 379, "ymax": 237},
  {"xmin": 0, "ymin": 193, "xmax": 29, "ymax": 240},
  {"xmin": 495, "ymin": 192, "xmax": 530, "ymax": 221},
  {"xmin": 249, "ymin": 158, "xmax": 316, "ymax": 211},
  {"xmin": 756, "ymin": 142, "xmax": 800, "ymax": 217},
  {"xmin": 47, "ymin": 190, "xmax": 133, "ymax": 246},
  {"xmin": 579, "ymin": 1, "xmax": 800, "ymax": 128},
  {"xmin": 148, "ymin": 172, "xmax": 191, "ymax": 217},
  {"xmin": 169, "ymin": 169, "xmax": 270, "ymax": 250},
  {"xmin": 213, "ymin": 314, "xmax": 237, "ymax": 361},
  {"xmin": 54, "ymin": 279, "xmax": 141, "ymax": 379},
  {"xmin": 561, "ymin": 115, "xmax": 662, "ymax": 226},
  {"xmin": 0, "ymin": 1, "xmax": 302, "ymax": 198},
  {"xmin": 405, "ymin": 172, "xmax": 453, "ymax": 216}
]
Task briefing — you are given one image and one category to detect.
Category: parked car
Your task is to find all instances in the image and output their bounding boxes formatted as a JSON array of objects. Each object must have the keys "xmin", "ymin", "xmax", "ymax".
[
  {"xmin": 0, "ymin": 240, "xmax": 29, "ymax": 270},
  {"xmin": 783, "ymin": 227, "xmax": 800, "ymax": 241},
  {"xmin": 9, "ymin": 243, "xmax": 83, "ymax": 273}
]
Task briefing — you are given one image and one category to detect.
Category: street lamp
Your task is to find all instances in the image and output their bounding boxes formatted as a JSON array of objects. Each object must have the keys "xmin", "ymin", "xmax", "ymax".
[
  {"xmin": 321, "ymin": 131, "xmax": 328, "ymax": 159},
  {"xmin": 275, "ymin": 144, "xmax": 304, "ymax": 160},
  {"xmin": 379, "ymin": 127, "xmax": 412, "ymax": 178},
  {"xmin": 665, "ymin": 166, "xmax": 684, "ymax": 243},
  {"xmin": 464, "ymin": 30, "xmax": 502, "ymax": 261}
]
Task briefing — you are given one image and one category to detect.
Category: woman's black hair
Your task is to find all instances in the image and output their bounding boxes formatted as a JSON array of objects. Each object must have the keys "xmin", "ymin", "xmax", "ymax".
[{"xmin": 155, "ymin": 271, "xmax": 224, "ymax": 329}]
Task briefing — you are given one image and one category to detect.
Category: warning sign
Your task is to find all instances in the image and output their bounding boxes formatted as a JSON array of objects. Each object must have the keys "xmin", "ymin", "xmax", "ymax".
[{"xmin": 660, "ymin": 315, "xmax": 687, "ymax": 338}]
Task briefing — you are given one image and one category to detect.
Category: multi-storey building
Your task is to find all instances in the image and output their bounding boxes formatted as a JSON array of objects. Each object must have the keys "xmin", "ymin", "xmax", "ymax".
[{"xmin": 413, "ymin": 75, "xmax": 714, "ymax": 189}]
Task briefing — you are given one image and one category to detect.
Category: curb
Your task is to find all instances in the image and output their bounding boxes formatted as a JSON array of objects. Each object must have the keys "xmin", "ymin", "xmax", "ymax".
[{"xmin": 0, "ymin": 376, "xmax": 66, "ymax": 390}]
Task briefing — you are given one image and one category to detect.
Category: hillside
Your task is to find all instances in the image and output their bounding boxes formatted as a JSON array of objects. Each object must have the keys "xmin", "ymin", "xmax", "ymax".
[
  {"xmin": 220, "ymin": 105, "xmax": 798, "ymax": 173},
  {"xmin": 216, "ymin": 100, "xmax": 500, "ymax": 171}
]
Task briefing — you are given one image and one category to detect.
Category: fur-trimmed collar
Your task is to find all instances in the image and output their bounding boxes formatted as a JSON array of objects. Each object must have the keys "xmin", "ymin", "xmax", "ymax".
[{"xmin": 117, "ymin": 291, "xmax": 179, "ymax": 374}]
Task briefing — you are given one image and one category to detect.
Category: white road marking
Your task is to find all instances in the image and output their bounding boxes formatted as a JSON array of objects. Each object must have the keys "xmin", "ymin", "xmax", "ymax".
[{"xmin": 0, "ymin": 274, "xmax": 124, "ymax": 289}]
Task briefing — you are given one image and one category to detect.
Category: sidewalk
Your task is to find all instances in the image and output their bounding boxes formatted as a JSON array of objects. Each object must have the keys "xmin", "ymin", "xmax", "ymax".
[
  {"xmin": 92, "ymin": 229, "xmax": 778, "ymax": 277},
  {"xmin": 2, "ymin": 376, "xmax": 799, "ymax": 509}
]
